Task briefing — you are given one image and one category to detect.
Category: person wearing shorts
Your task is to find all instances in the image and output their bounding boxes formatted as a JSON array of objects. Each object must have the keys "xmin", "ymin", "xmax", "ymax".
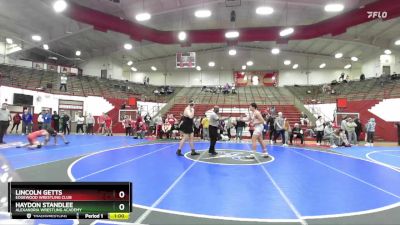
[
  {"xmin": 176, "ymin": 100, "xmax": 200, "ymax": 156},
  {"xmin": 104, "ymin": 113, "xmax": 113, "ymax": 136},
  {"xmin": 21, "ymin": 128, "xmax": 69, "ymax": 149},
  {"xmin": 97, "ymin": 113, "xmax": 106, "ymax": 134},
  {"xmin": 245, "ymin": 103, "xmax": 270, "ymax": 159}
]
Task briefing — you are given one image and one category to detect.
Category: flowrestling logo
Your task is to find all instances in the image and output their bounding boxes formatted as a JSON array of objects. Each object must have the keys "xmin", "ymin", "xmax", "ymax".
[
  {"xmin": 367, "ymin": 11, "xmax": 388, "ymax": 19},
  {"xmin": 185, "ymin": 149, "xmax": 273, "ymax": 165}
]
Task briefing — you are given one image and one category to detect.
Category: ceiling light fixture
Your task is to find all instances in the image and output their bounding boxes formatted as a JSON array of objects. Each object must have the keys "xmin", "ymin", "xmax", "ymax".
[
  {"xmin": 384, "ymin": 49, "xmax": 392, "ymax": 55},
  {"xmin": 225, "ymin": 31, "xmax": 239, "ymax": 39},
  {"xmin": 151, "ymin": 66, "xmax": 157, "ymax": 71},
  {"xmin": 351, "ymin": 56, "xmax": 358, "ymax": 62},
  {"xmin": 32, "ymin": 35, "xmax": 42, "ymax": 42},
  {"xmin": 75, "ymin": 50, "xmax": 81, "ymax": 56},
  {"xmin": 324, "ymin": 3, "xmax": 344, "ymax": 12},
  {"xmin": 319, "ymin": 63, "xmax": 326, "ymax": 68},
  {"xmin": 284, "ymin": 60, "xmax": 291, "ymax": 65},
  {"xmin": 292, "ymin": 64, "xmax": 299, "ymax": 69},
  {"xmin": 124, "ymin": 43, "xmax": 132, "ymax": 50},
  {"xmin": 53, "ymin": 0, "xmax": 67, "ymax": 13},
  {"xmin": 242, "ymin": 65, "xmax": 246, "ymax": 70},
  {"xmin": 246, "ymin": 61, "xmax": 254, "ymax": 66},
  {"xmin": 127, "ymin": 61, "xmax": 133, "ymax": 66},
  {"xmin": 43, "ymin": 44, "xmax": 49, "ymax": 50},
  {"xmin": 256, "ymin": 6, "xmax": 274, "ymax": 15},
  {"xmin": 196, "ymin": 66, "xmax": 201, "ymax": 71},
  {"xmin": 135, "ymin": 12, "xmax": 151, "ymax": 21},
  {"xmin": 395, "ymin": 39, "xmax": 400, "ymax": 46},
  {"xmin": 335, "ymin": 53, "xmax": 343, "ymax": 58},
  {"xmin": 5, "ymin": 38, "xmax": 13, "ymax": 44},
  {"xmin": 344, "ymin": 64, "xmax": 352, "ymax": 69},
  {"xmin": 208, "ymin": 61, "xmax": 215, "ymax": 67},
  {"xmin": 279, "ymin": 27, "xmax": 294, "ymax": 37},
  {"xmin": 195, "ymin": 9, "xmax": 212, "ymax": 18},
  {"xmin": 228, "ymin": 49, "xmax": 237, "ymax": 56},
  {"xmin": 178, "ymin": 31, "xmax": 187, "ymax": 41},
  {"xmin": 131, "ymin": 67, "xmax": 138, "ymax": 72},
  {"xmin": 271, "ymin": 48, "xmax": 280, "ymax": 55}
]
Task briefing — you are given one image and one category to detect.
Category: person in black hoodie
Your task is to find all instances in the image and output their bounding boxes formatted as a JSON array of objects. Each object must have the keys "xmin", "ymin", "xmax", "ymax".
[
  {"xmin": 354, "ymin": 118, "xmax": 362, "ymax": 142},
  {"xmin": 52, "ymin": 111, "xmax": 60, "ymax": 132},
  {"xmin": 267, "ymin": 115, "xmax": 275, "ymax": 144}
]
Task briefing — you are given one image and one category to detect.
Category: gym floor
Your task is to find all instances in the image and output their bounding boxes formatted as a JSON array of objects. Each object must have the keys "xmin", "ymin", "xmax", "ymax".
[{"xmin": 1, "ymin": 135, "xmax": 400, "ymax": 225}]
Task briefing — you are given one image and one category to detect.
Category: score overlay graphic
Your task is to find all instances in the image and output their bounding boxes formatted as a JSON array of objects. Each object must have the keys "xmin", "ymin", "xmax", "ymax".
[{"xmin": 8, "ymin": 182, "xmax": 132, "ymax": 220}]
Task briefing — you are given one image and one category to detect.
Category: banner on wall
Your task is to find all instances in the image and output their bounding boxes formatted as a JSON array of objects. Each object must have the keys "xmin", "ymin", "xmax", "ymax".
[
  {"xmin": 33, "ymin": 62, "xmax": 44, "ymax": 70},
  {"xmin": 234, "ymin": 71, "xmax": 278, "ymax": 87},
  {"xmin": 47, "ymin": 64, "xmax": 58, "ymax": 72},
  {"xmin": 60, "ymin": 66, "xmax": 70, "ymax": 74}
]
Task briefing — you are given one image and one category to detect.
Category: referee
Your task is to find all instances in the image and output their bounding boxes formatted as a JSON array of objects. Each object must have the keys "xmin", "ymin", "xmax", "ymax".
[
  {"xmin": 0, "ymin": 103, "xmax": 12, "ymax": 144},
  {"xmin": 208, "ymin": 106, "xmax": 220, "ymax": 155}
]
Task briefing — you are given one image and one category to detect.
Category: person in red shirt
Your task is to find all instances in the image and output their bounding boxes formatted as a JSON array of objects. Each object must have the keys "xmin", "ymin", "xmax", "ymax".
[
  {"xmin": 104, "ymin": 113, "xmax": 113, "ymax": 136},
  {"xmin": 18, "ymin": 128, "xmax": 69, "ymax": 149},
  {"xmin": 10, "ymin": 113, "xmax": 22, "ymax": 134},
  {"xmin": 97, "ymin": 112, "xmax": 106, "ymax": 134}
]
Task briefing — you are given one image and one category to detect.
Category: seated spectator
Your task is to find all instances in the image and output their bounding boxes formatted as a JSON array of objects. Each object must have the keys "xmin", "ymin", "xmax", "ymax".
[
  {"xmin": 160, "ymin": 87, "xmax": 165, "ymax": 95},
  {"xmin": 136, "ymin": 122, "xmax": 147, "ymax": 139},
  {"xmin": 290, "ymin": 123, "xmax": 304, "ymax": 145},
  {"xmin": 161, "ymin": 121, "xmax": 171, "ymax": 139},
  {"xmin": 231, "ymin": 83, "xmax": 236, "ymax": 94},
  {"xmin": 339, "ymin": 129, "xmax": 351, "ymax": 147},
  {"xmin": 166, "ymin": 86, "xmax": 173, "ymax": 94},
  {"xmin": 153, "ymin": 89, "xmax": 160, "ymax": 95},
  {"xmin": 299, "ymin": 112, "xmax": 309, "ymax": 126},
  {"xmin": 171, "ymin": 121, "xmax": 180, "ymax": 139},
  {"xmin": 323, "ymin": 122, "xmax": 338, "ymax": 147}
]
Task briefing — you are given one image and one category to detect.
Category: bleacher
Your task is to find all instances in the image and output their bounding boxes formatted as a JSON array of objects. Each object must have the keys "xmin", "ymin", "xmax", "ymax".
[
  {"xmin": 0, "ymin": 64, "xmax": 180, "ymax": 103},
  {"xmin": 286, "ymin": 77, "xmax": 400, "ymax": 104},
  {"xmin": 168, "ymin": 86, "xmax": 293, "ymax": 105}
]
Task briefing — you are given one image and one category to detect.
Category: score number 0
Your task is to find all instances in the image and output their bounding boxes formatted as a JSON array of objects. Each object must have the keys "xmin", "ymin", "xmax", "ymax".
[{"xmin": 118, "ymin": 191, "xmax": 126, "ymax": 211}]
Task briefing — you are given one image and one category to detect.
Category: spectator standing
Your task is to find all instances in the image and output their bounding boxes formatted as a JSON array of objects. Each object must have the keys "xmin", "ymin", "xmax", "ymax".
[
  {"xmin": 201, "ymin": 115, "xmax": 209, "ymax": 140},
  {"xmin": 86, "ymin": 113, "xmax": 95, "ymax": 135},
  {"xmin": 346, "ymin": 118, "xmax": 358, "ymax": 145},
  {"xmin": 365, "ymin": 118, "xmax": 376, "ymax": 147},
  {"xmin": 225, "ymin": 116, "xmax": 233, "ymax": 140},
  {"xmin": 0, "ymin": 103, "xmax": 11, "ymax": 144},
  {"xmin": 144, "ymin": 113, "xmax": 152, "ymax": 127},
  {"xmin": 235, "ymin": 115, "xmax": 246, "ymax": 142},
  {"xmin": 283, "ymin": 118, "xmax": 291, "ymax": 146},
  {"xmin": 97, "ymin": 113, "xmax": 106, "ymax": 134},
  {"xmin": 76, "ymin": 113, "xmax": 85, "ymax": 134},
  {"xmin": 267, "ymin": 115, "xmax": 275, "ymax": 144},
  {"xmin": 10, "ymin": 113, "xmax": 22, "ymax": 134},
  {"xmin": 43, "ymin": 110, "xmax": 52, "ymax": 129},
  {"xmin": 52, "ymin": 111, "xmax": 60, "ymax": 132},
  {"xmin": 60, "ymin": 74, "xmax": 68, "ymax": 92},
  {"xmin": 315, "ymin": 116, "xmax": 324, "ymax": 146},
  {"xmin": 21, "ymin": 109, "xmax": 33, "ymax": 135},
  {"xmin": 37, "ymin": 111, "xmax": 44, "ymax": 130},
  {"xmin": 354, "ymin": 118, "xmax": 362, "ymax": 142},
  {"xmin": 122, "ymin": 115, "xmax": 132, "ymax": 136},
  {"xmin": 61, "ymin": 113, "xmax": 70, "ymax": 135},
  {"xmin": 104, "ymin": 113, "xmax": 113, "ymax": 136},
  {"xmin": 274, "ymin": 112, "xmax": 286, "ymax": 145},
  {"xmin": 194, "ymin": 117, "xmax": 201, "ymax": 137}
]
